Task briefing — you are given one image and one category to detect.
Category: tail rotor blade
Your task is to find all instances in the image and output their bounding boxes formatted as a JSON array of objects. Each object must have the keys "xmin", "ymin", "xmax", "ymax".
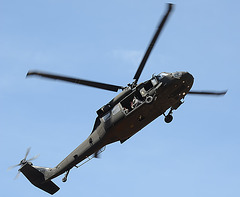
[
  {"xmin": 24, "ymin": 147, "xmax": 31, "ymax": 160},
  {"xmin": 8, "ymin": 164, "xmax": 21, "ymax": 171},
  {"xmin": 14, "ymin": 171, "xmax": 21, "ymax": 180},
  {"xmin": 28, "ymin": 154, "xmax": 40, "ymax": 162}
]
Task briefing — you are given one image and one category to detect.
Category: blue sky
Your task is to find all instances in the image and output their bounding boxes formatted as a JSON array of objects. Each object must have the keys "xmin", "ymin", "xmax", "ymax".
[{"xmin": 1, "ymin": 0, "xmax": 239, "ymax": 196}]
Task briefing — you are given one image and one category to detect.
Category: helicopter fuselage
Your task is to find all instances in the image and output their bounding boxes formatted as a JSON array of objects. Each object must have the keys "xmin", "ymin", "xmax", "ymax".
[{"xmin": 44, "ymin": 71, "xmax": 194, "ymax": 181}]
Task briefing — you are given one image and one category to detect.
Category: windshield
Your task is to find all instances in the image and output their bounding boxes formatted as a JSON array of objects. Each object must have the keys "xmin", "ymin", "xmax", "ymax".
[
  {"xmin": 172, "ymin": 72, "xmax": 182, "ymax": 79},
  {"xmin": 157, "ymin": 72, "xmax": 170, "ymax": 80}
]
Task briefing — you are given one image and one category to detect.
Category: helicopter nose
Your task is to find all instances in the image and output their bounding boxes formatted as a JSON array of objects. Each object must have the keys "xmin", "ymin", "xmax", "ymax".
[
  {"xmin": 170, "ymin": 72, "xmax": 194, "ymax": 97},
  {"xmin": 181, "ymin": 72, "xmax": 194, "ymax": 87},
  {"xmin": 172, "ymin": 71, "xmax": 194, "ymax": 86}
]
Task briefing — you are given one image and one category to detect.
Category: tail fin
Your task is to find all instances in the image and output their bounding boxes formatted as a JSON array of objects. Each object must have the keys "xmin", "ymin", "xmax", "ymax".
[{"xmin": 20, "ymin": 163, "xmax": 59, "ymax": 195}]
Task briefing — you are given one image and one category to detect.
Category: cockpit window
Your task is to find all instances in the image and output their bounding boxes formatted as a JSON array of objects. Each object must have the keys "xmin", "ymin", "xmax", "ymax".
[
  {"xmin": 172, "ymin": 72, "xmax": 182, "ymax": 79},
  {"xmin": 157, "ymin": 72, "xmax": 170, "ymax": 80},
  {"xmin": 151, "ymin": 78, "xmax": 158, "ymax": 86},
  {"xmin": 160, "ymin": 72, "xmax": 170, "ymax": 77}
]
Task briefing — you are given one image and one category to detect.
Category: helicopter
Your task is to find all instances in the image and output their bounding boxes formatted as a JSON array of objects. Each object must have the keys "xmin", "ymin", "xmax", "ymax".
[{"xmin": 11, "ymin": 3, "xmax": 227, "ymax": 195}]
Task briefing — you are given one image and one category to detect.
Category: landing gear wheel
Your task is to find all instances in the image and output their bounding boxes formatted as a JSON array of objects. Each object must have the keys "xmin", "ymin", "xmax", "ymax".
[
  {"xmin": 62, "ymin": 170, "xmax": 70, "ymax": 182},
  {"xmin": 164, "ymin": 115, "xmax": 173, "ymax": 123},
  {"xmin": 62, "ymin": 176, "xmax": 67, "ymax": 182}
]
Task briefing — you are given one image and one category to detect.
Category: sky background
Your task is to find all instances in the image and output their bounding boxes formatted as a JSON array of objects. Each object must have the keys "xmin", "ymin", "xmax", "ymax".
[{"xmin": 1, "ymin": 0, "xmax": 239, "ymax": 196}]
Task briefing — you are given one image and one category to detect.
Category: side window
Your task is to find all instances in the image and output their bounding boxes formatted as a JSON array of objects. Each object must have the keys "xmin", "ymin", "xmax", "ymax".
[
  {"xmin": 144, "ymin": 80, "xmax": 153, "ymax": 91},
  {"xmin": 140, "ymin": 87, "xmax": 147, "ymax": 97},
  {"xmin": 120, "ymin": 91, "xmax": 144, "ymax": 115},
  {"xmin": 139, "ymin": 80, "xmax": 154, "ymax": 97},
  {"xmin": 112, "ymin": 104, "xmax": 121, "ymax": 115},
  {"xmin": 102, "ymin": 112, "xmax": 110, "ymax": 122}
]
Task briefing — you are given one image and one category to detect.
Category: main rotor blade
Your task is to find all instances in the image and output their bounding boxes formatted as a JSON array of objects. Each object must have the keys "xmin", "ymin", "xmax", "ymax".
[
  {"xmin": 188, "ymin": 90, "xmax": 227, "ymax": 96},
  {"xmin": 14, "ymin": 171, "xmax": 21, "ymax": 180},
  {"xmin": 27, "ymin": 71, "xmax": 124, "ymax": 92},
  {"xmin": 133, "ymin": 3, "xmax": 174, "ymax": 84}
]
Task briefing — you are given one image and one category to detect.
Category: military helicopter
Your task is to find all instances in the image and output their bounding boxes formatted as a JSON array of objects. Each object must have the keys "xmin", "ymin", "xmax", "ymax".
[{"xmin": 11, "ymin": 3, "xmax": 226, "ymax": 195}]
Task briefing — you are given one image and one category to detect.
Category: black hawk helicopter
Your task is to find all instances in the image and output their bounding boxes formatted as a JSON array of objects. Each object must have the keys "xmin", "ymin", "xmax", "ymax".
[{"xmin": 11, "ymin": 4, "xmax": 226, "ymax": 195}]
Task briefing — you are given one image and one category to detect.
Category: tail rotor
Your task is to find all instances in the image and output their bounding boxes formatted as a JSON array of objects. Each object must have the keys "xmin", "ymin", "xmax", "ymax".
[{"xmin": 8, "ymin": 148, "xmax": 39, "ymax": 179}]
